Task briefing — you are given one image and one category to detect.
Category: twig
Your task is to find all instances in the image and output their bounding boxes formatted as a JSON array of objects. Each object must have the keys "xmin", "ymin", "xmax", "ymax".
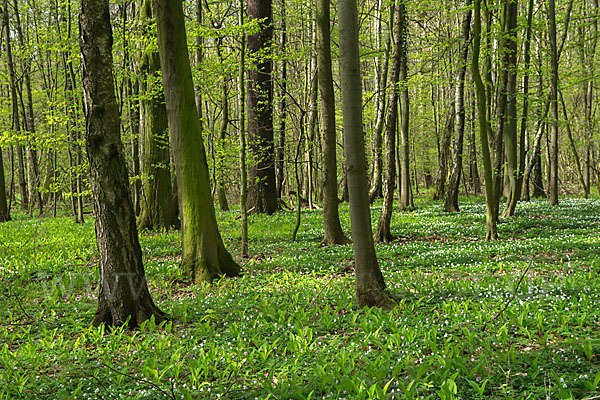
[
  {"xmin": 482, "ymin": 258, "xmax": 534, "ymax": 332},
  {"xmin": 102, "ymin": 362, "xmax": 175, "ymax": 400},
  {"xmin": 308, "ymin": 275, "xmax": 337, "ymax": 306},
  {"xmin": 7, "ymin": 288, "xmax": 61, "ymax": 326}
]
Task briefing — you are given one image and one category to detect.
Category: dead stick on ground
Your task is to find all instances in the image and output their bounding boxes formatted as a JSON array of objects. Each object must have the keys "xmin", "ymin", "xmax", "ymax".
[{"xmin": 482, "ymin": 257, "xmax": 534, "ymax": 332}]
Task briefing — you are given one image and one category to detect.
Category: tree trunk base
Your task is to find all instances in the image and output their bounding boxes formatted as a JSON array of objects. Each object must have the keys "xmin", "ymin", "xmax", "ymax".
[{"xmin": 356, "ymin": 288, "xmax": 396, "ymax": 310}]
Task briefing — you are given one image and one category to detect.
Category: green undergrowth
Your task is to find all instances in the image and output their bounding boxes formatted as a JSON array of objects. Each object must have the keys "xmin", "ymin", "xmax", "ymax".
[{"xmin": 0, "ymin": 197, "xmax": 599, "ymax": 399}]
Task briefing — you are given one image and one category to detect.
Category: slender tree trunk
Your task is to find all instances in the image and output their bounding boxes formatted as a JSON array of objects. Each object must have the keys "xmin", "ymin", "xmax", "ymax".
[
  {"xmin": 247, "ymin": 0, "xmax": 278, "ymax": 214},
  {"xmin": 473, "ymin": 0, "xmax": 497, "ymax": 240},
  {"xmin": 469, "ymin": 96, "xmax": 481, "ymax": 195},
  {"xmin": 80, "ymin": 0, "xmax": 166, "ymax": 328},
  {"xmin": 317, "ymin": 0, "xmax": 349, "ymax": 245},
  {"xmin": 154, "ymin": 0, "xmax": 240, "ymax": 282},
  {"xmin": 137, "ymin": 0, "xmax": 179, "ymax": 231},
  {"xmin": 500, "ymin": 0, "xmax": 519, "ymax": 218},
  {"xmin": 445, "ymin": 0, "xmax": 472, "ymax": 212},
  {"xmin": 3, "ymin": 1, "xmax": 28, "ymax": 211},
  {"xmin": 559, "ymin": 90, "xmax": 588, "ymax": 195},
  {"xmin": 374, "ymin": 1, "xmax": 401, "ymax": 243},
  {"xmin": 397, "ymin": 0, "xmax": 412, "ymax": 211},
  {"xmin": 0, "ymin": 149, "xmax": 9, "ymax": 221},
  {"xmin": 215, "ymin": 41, "xmax": 230, "ymax": 211},
  {"xmin": 338, "ymin": 0, "xmax": 394, "ymax": 309},
  {"xmin": 369, "ymin": 0, "xmax": 393, "ymax": 203},
  {"xmin": 275, "ymin": 0, "xmax": 287, "ymax": 200},
  {"xmin": 12, "ymin": 0, "xmax": 43, "ymax": 216},
  {"xmin": 433, "ymin": 104, "xmax": 454, "ymax": 200},
  {"xmin": 547, "ymin": 0, "xmax": 559, "ymax": 205},
  {"xmin": 239, "ymin": 0, "xmax": 249, "ymax": 258}
]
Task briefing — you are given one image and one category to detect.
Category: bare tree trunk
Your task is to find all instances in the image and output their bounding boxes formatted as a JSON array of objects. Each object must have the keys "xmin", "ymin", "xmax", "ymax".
[
  {"xmin": 137, "ymin": 0, "xmax": 179, "ymax": 231},
  {"xmin": 473, "ymin": 0, "xmax": 497, "ymax": 240},
  {"xmin": 374, "ymin": 1, "xmax": 401, "ymax": 243},
  {"xmin": 80, "ymin": 0, "xmax": 166, "ymax": 328},
  {"xmin": 154, "ymin": 0, "xmax": 240, "ymax": 282},
  {"xmin": 338, "ymin": 0, "xmax": 394, "ymax": 308},
  {"xmin": 317, "ymin": 0, "xmax": 349, "ymax": 245},
  {"xmin": 238, "ymin": 0, "xmax": 249, "ymax": 258},
  {"xmin": 247, "ymin": 0, "xmax": 278, "ymax": 214},
  {"xmin": 397, "ymin": 0, "xmax": 412, "ymax": 211},
  {"xmin": 547, "ymin": 0, "xmax": 559, "ymax": 205},
  {"xmin": 275, "ymin": 0, "xmax": 287, "ymax": 200},
  {"xmin": 445, "ymin": 0, "xmax": 472, "ymax": 212},
  {"xmin": 433, "ymin": 104, "xmax": 454, "ymax": 200}
]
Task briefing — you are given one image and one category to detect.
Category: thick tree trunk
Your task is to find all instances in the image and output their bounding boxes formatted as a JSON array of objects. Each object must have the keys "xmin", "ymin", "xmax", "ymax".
[
  {"xmin": 137, "ymin": 0, "xmax": 179, "ymax": 231},
  {"xmin": 80, "ymin": 0, "xmax": 166, "ymax": 328},
  {"xmin": 317, "ymin": 0, "xmax": 349, "ymax": 245},
  {"xmin": 154, "ymin": 0, "xmax": 240, "ymax": 282},
  {"xmin": 338, "ymin": 0, "xmax": 394, "ymax": 309},
  {"xmin": 247, "ymin": 0, "xmax": 278, "ymax": 214},
  {"xmin": 374, "ymin": 1, "xmax": 401, "ymax": 243},
  {"xmin": 445, "ymin": 0, "xmax": 472, "ymax": 212}
]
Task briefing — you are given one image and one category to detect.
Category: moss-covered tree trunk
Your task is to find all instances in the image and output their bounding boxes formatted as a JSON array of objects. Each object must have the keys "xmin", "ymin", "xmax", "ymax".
[
  {"xmin": 338, "ymin": 0, "xmax": 394, "ymax": 309},
  {"xmin": 153, "ymin": 0, "xmax": 240, "ymax": 283},
  {"xmin": 317, "ymin": 0, "xmax": 349, "ymax": 246},
  {"xmin": 247, "ymin": 0, "xmax": 278, "ymax": 214},
  {"xmin": 80, "ymin": 0, "xmax": 166, "ymax": 328},
  {"xmin": 137, "ymin": 0, "xmax": 179, "ymax": 231},
  {"xmin": 397, "ymin": 0, "xmax": 412, "ymax": 211}
]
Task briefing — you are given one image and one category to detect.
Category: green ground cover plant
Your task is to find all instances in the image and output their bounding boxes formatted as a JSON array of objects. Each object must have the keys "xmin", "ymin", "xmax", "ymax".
[{"xmin": 0, "ymin": 196, "xmax": 599, "ymax": 399}]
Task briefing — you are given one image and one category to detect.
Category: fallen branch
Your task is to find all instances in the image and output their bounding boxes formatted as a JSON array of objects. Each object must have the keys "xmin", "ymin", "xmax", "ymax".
[{"xmin": 482, "ymin": 257, "xmax": 534, "ymax": 332}]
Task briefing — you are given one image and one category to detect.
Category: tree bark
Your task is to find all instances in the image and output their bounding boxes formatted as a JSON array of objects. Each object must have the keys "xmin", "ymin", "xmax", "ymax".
[
  {"xmin": 275, "ymin": 0, "xmax": 287, "ymax": 200},
  {"xmin": 473, "ymin": 0, "xmax": 497, "ymax": 240},
  {"xmin": 433, "ymin": 104, "xmax": 454, "ymax": 200},
  {"xmin": 374, "ymin": 1, "xmax": 401, "ymax": 243},
  {"xmin": 500, "ymin": 0, "xmax": 519, "ymax": 218},
  {"xmin": 137, "ymin": 0, "xmax": 179, "ymax": 231},
  {"xmin": 80, "ymin": 0, "xmax": 166, "ymax": 328},
  {"xmin": 154, "ymin": 0, "xmax": 240, "ymax": 283},
  {"xmin": 397, "ymin": 0, "xmax": 412, "ymax": 211},
  {"xmin": 338, "ymin": 0, "xmax": 394, "ymax": 309},
  {"xmin": 547, "ymin": 0, "xmax": 559, "ymax": 206},
  {"xmin": 445, "ymin": 0, "xmax": 472, "ymax": 212},
  {"xmin": 317, "ymin": 0, "xmax": 349, "ymax": 245},
  {"xmin": 247, "ymin": 0, "xmax": 278, "ymax": 214}
]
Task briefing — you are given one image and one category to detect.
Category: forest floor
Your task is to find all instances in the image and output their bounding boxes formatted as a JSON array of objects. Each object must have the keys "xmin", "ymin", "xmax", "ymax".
[{"xmin": 0, "ymin": 195, "xmax": 599, "ymax": 399}]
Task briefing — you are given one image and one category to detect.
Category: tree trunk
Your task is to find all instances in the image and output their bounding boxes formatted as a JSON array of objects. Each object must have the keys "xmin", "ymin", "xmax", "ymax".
[
  {"xmin": 154, "ymin": 0, "xmax": 240, "ymax": 282},
  {"xmin": 0, "ymin": 149, "xmax": 9, "ymax": 222},
  {"xmin": 3, "ymin": 1, "xmax": 28, "ymax": 212},
  {"xmin": 137, "ymin": 0, "xmax": 179, "ymax": 231},
  {"xmin": 239, "ymin": 0, "xmax": 249, "ymax": 258},
  {"xmin": 80, "ymin": 0, "xmax": 166, "ymax": 328},
  {"xmin": 445, "ymin": 0, "xmax": 472, "ymax": 212},
  {"xmin": 247, "ymin": 0, "xmax": 278, "ymax": 214},
  {"xmin": 374, "ymin": 1, "xmax": 401, "ymax": 243},
  {"xmin": 397, "ymin": 0, "xmax": 412, "ymax": 211},
  {"xmin": 317, "ymin": 0, "xmax": 349, "ymax": 245},
  {"xmin": 547, "ymin": 0, "xmax": 559, "ymax": 206},
  {"xmin": 433, "ymin": 104, "xmax": 454, "ymax": 200},
  {"xmin": 338, "ymin": 0, "xmax": 394, "ymax": 309},
  {"xmin": 368, "ymin": 0, "xmax": 393, "ymax": 203},
  {"xmin": 473, "ymin": 0, "xmax": 497, "ymax": 240},
  {"xmin": 275, "ymin": 0, "xmax": 287, "ymax": 200},
  {"xmin": 500, "ymin": 0, "xmax": 519, "ymax": 218}
]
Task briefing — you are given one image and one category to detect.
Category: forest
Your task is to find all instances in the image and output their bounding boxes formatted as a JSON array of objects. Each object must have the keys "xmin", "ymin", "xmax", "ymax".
[{"xmin": 0, "ymin": 0, "xmax": 599, "ymax": 398}]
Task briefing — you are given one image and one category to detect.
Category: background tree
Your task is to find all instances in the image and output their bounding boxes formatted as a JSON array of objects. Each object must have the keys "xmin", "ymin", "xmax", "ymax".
[
  {"xmin": 317, "ymin": 0, "xmax": 349, "ymax": 245},
  {"xmin": 338, "ymin": 0, "xmax": 394, "ymax": 308},
  {"xmin": 153, "ymin": 0, "xmax": 240, "ymax": 283},
  {"xmin": 247, "ymin": 0, "xmax": 278, "ymax": 214}
]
